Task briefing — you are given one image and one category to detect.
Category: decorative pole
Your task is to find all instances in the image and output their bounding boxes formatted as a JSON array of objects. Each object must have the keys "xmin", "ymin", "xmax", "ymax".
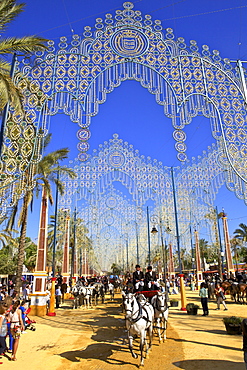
[
  {"xmin": 30, "ymin": 186, "xmax": 48, "ymax": 316},
  {"xmin": 147, "ymin": 206, "xmax": 151, "ymax": 265},
  {"xmin": 216, "ymin": 206, "xmax": 224, "ymax": 278},
  {"xmin": 168, "ymin": 242, "xmax": 175, "ymax": 280},
  {"xmin": 62, "ymin": 212, "xmax": 70, "ymax": 286},
  {"xmin": 135, "ymin": 222, "xmax": 139, "ymax": 265},
  {"xmin": 126, "ymin": 236, "xmax": 129, "ymax": 272},
  {"xmin": 52, "ymin": 171, "xmax": 59, "ymax": 278},
  {"xmin": 221, "ymin": 210, "xmax": 234, "ymax": 277},
  {"xmin": 71, "ymin": 207, "xmax": 78, "ymax": 286},
  {"xmin": 171, "ymin": 167, "xmax": 187, "ymax": 311},
  {"xmin": 194, "ymin": 229, "xmax": 203, "ymax": 288}
]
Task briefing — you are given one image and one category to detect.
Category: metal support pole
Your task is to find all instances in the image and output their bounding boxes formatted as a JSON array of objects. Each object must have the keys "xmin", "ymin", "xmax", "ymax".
[
  {"xmin": 159, "ymin": 220, "xmax": 166, "ymax": 284},
  {"xmin": 52, "ymin": 171, "xmax": 59, "ymax": 277},
  {"xmin": 136, "ymin": 222, "xmax": 139, "ymax": 265},
  {"xmin": 189, "ymin": 225, "xmax": 194, "ymax": 272},
  {"xmin": 171, "ymin": 167, "xmax": 182, "ymax": 273},
  {"xmin": 147, "ymin": 206, "xmax": 151, "ymax": 265},
  {"xmin": 71, "ymin": 207, "xmax": 76, "ymax": 278},
  {"xmin": 126, "ymin": 236, "xmax": 129, "ymax": 271},
  {"xmin": 0, "ymin": 53, "xmax": 17, "ymax": 156}
]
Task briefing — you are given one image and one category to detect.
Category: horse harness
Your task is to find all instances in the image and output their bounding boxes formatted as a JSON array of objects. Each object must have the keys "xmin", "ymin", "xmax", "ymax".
[{"xmin": 125, "ymin": 298, "xmax": 152, "ymax": 326}]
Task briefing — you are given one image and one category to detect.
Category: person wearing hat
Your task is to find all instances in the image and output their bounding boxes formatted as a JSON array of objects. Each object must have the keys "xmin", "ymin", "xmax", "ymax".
[
  {"xmin": 133, "ymin": 265, "xmax": 144, "ymax": 292},
  {"xmin": 145, "ymin": 266, "xmax": 159, "ymax": 291}
]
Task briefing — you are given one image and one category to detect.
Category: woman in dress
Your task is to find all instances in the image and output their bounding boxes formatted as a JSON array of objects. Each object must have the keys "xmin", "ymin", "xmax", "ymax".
[{"xmin": 8, "ymin": 300, "xmax": 24, "ymax": 361}]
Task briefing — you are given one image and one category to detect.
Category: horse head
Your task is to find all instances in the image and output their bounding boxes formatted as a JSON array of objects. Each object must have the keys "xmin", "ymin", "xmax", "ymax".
[
  {"xmin": 123, "ymin": 293, "xmax": 136, "ymax": 319},
  {"xmin": 155, "ymin": 292, "xmax": 167, "ymax": 312}
]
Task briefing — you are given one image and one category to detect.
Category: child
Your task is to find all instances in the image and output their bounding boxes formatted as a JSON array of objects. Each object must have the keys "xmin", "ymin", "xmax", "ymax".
[{"xmin": 0, "ymin": 304, "xmax": 8, "ymax": 362}]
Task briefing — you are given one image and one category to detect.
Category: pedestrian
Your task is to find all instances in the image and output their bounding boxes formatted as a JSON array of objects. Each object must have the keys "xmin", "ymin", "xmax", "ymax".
[
  {"xmin": 19, "ymin": 301, "xmax": 27, "ymax": 331},
  {"xmin": 242, "ymin": 319, "xmax": 247, "ymax": 369},
  {"xmin": 214, "ymin": 283, "xmax": 228, "ymax": 310},
  {"xmin": 199, "ymin": 282, "xmax": 209, "ymax": 316},
  {"xmin": 0, "ymin": 304, "xmax": 8, "ymax": 362},
  {"xmin": 4, "ymin": 296, "xmax": 13, "ymax": 354},
  {"xmin": 45, "ymin": 288, "xmax": 51, "ymax": 312},
  {"xmin": 55, "ymin": 286, "xmax": 62, "ymax": 308},
  {"xmin": 61, "ymin": 282, "xmax": 67, "ymax": 304},
  {"xmin": 8, "ymin": 300, "xmax": 24, "ymax": 361}
]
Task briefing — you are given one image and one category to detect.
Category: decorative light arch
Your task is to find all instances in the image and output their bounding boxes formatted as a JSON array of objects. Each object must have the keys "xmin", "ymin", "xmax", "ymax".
[{"xmin": 1, "ymin": 1, "xmax": 247, "ymax": 215}]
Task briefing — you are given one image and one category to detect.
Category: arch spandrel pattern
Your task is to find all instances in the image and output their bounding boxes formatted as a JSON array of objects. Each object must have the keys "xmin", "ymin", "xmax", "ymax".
[{"xmin": 1, "ymin": 1, "xmax": 247, "ymax": 216}]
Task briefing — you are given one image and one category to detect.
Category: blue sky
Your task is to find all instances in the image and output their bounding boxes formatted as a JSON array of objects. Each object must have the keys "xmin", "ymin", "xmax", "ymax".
[{"xmin": 5, "ymin": 0, "xmax": 247, "ymax": 242}]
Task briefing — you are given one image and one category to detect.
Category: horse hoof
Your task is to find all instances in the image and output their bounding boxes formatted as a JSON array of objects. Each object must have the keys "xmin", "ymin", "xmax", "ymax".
[
  {"xmin": 146, "ymin": 354, "xmax": 149, "ymax": 359},
  {"xmin": 139, "ymin": 365, "xmax": 144, "ymax": 368}
]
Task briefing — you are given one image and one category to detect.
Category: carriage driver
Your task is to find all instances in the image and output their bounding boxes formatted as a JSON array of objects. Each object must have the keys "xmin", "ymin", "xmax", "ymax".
[
  {"xmin": 133, "ymin": 265, "xmax": 145, "ymax": 292},
  {"xmin": 145, "ymin": 266, "xmax": 159, "ymax": 291}
]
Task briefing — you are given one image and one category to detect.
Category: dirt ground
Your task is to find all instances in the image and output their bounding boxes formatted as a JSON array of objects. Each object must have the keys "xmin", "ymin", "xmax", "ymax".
[{"xmin": 1, "ymin": 289, "xmax": 246, "ymax": 370}]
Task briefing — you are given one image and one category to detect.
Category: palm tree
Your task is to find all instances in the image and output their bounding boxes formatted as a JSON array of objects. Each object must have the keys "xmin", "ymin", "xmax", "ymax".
[
  {"xmin": 233, "ymin": 223, "xmax": 247, "ymax": 244},
  {"xmin": 0, "ymin": 0, "xmax": 48, "ymax": 111},
  {"xmin": 14, "ymin": 135, "xmax": 76, "ymax": 294},
  {"xmin": 0, "ymin": 215, "xmax": 15, "ymax": 247}
]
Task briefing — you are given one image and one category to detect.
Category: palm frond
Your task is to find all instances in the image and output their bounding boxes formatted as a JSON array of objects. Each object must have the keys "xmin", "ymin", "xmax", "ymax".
[
  {"xmin": 0, "ymin": 0, "xmax": 24, "ymax": 33},
  {"xmin": 0, "ymin": 36, "xmax": 48, "ymax": 54}
]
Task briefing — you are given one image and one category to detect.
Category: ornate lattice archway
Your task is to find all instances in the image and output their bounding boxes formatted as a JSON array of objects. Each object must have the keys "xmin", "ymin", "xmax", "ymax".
[
  {"xmin": 59, "ymin": 133, "xmax": 229, "ymax": 269},
  {"xmin": 1, "ymin": 1, "xmax": 247, "ymax": 216}
]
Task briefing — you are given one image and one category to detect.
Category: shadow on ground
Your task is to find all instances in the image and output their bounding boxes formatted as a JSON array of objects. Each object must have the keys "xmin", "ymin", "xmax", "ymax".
[
  {"xmin": 173, "ymin": 359, "xmax": 244, "ymax": 369},
  {"xmin": 59, "ymin": 343, "xmax": 134, "ymax": 367}
]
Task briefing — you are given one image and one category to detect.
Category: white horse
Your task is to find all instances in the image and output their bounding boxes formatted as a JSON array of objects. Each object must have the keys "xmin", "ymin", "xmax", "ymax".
[
  {"xmin": 79, "ymin": 286, "xmax": 93, "ymax": 309},
  {"xmin": 123, "ymin": 292, "xmax": 154, "ymax": 367},
  {"xmin": 151, "ymin": 291, "xmax": 169, "ymax": 343}
]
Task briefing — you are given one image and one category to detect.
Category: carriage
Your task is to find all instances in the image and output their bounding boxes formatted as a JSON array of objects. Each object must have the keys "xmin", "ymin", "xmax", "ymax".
[{"xmin": 135, "ymin": 290, "xmax": 159, "ymax": 301}]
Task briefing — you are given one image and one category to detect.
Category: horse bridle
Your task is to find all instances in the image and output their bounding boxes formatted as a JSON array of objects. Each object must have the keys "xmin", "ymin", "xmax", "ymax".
[{"xmin": 155, "ymin": 295, "xmax": 167, "ymax": 312}]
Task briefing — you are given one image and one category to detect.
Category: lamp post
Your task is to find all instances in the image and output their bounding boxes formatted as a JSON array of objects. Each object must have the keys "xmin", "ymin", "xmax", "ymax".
[{"xmin": 150, "ymin": 218, "xmax": 168, "ymax": 284}]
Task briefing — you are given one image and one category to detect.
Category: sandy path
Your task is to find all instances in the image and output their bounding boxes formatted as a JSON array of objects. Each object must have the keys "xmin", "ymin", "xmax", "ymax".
[{"xmin": 1, "ymin": 289, "xmax": 246, "ymax": 369}]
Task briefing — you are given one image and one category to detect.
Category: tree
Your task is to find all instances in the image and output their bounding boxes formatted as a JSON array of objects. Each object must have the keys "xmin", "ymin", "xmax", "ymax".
[
  {"xmin": 233, "ymin": 223, "xmax": 247, "ymax": 245},
  {"xmin": 0, "ymin": 0, "xmax": 48, "ymax": 112},
  {"xmin": 47, "ymin": 212, "xmax": 93, "ymax": 275},
  {"xmin": 0, "ymin": 214, "xmax": 16, "ymax": 248},
  {"xmin": 111, "ymin": 263, "xmax": 121, "ymax": 276},
  {"xmin": 0, "ymin": 244, "xmax": 17, "ymax": 274},
  {"xmin": 14, "ymin": 134, "xmax": 76, "ymax": 294}
]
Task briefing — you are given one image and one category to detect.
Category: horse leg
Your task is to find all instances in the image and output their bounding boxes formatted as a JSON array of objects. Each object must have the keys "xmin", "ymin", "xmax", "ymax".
[
  {"xmin": 128, "ymin": 332, "xmax": 138, "ymax": 360},
  {"xmin": 157, "ymin": 317, "xmax": 161, "ymax": 343},
  {"xmin": 163, "ymin": 318, "xmax": 167, "ymax": 342},
  {"xmin": 139, "ymin": 331, "xmax": 145, "ymax": 367},
  {"xmin": 145, "ymin": 324, "xmax": 153, "ymax": 358}
]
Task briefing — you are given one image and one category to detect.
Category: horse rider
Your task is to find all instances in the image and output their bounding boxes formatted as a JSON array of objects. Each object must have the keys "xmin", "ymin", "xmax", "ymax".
[
  {"xmin": 145, "ymin": 266, "xmax": 159, "ymax": 291},
  {"xmin": 133, "ymin": 264, "xmax": 144, "ymax": 292}
]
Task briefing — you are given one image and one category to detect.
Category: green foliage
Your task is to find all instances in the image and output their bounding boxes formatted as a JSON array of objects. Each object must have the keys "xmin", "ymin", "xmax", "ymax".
[
  {"xmin": 233, "ymin": 223, "xmax": 247, "ymax": 243},
  {"xmin": 0, "ymin": 244, "xmax": 17, "ymax": 274},
  {"xmin": 223, "ymin": 316, "xmax": 242, "ymax": 325},
  {"xmin": 0, "ymin": 0, "xmax": 48, "ymax": 112},
  {"xmin": 186, "ymin": 303, "xmax": 199, "ymax": 310},
  {"xmin": 111, "ymin": 263, "xmax": 121, "ymax": 275}
]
